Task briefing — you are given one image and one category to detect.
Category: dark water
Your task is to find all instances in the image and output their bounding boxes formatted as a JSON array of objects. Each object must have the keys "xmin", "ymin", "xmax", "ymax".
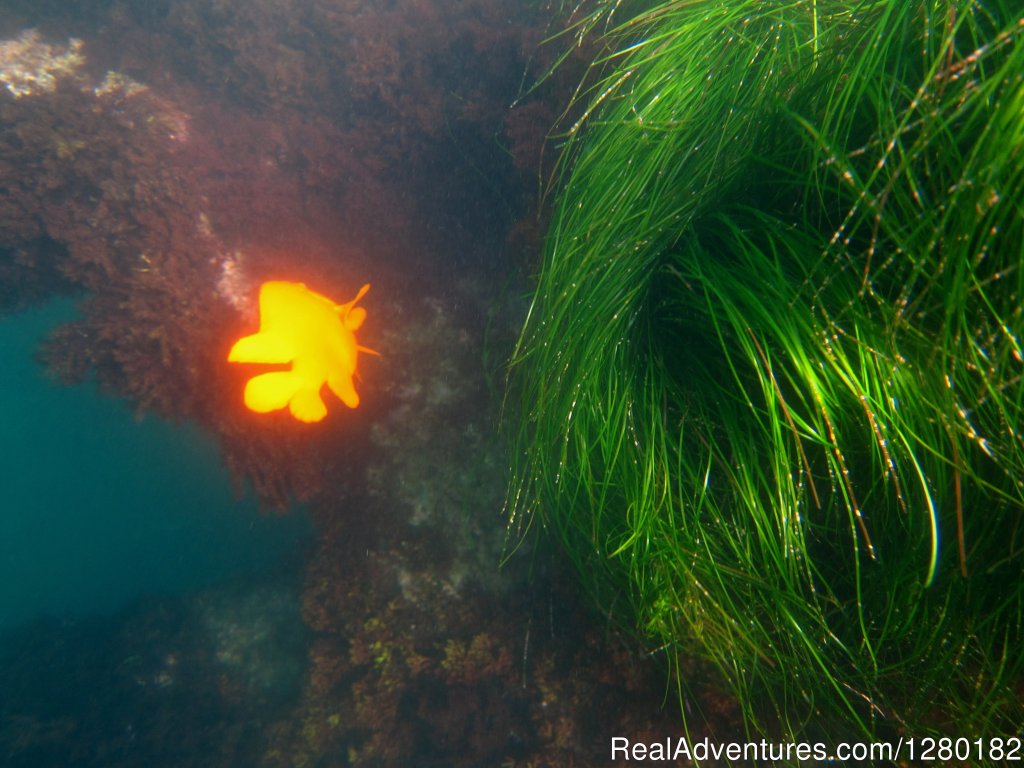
[{"xmin": 0, "ymin": 300, "xmax": 311, "ymax": 629}]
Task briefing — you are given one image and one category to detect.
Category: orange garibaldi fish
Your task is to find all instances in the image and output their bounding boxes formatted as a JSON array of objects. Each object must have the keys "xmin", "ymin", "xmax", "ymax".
[{"xmin": 228, "ymin": 281, "xmax": 376, "ymax": 423}]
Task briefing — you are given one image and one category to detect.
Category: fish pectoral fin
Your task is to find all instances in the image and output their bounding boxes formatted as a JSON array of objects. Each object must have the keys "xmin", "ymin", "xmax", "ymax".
[
  {"xmin": 357, "ymin": 345, "xmax": 380, "ymax": 356},
  {"xmin": 328, "ymin": 371, "xmax": 360, "ymax": 409},
  {"xmin": 228, "ymin": 332, "xmax": 295, "ymax": 364}
]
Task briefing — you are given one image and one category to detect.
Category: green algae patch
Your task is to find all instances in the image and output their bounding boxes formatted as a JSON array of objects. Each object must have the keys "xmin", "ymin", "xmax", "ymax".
[{"xmin": 509, "ymin": 0, "xmax": 1024, "ymax": 747}]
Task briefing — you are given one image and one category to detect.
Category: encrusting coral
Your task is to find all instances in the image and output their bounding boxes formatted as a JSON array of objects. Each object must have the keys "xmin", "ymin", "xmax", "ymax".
[{"xmin": 0, "ymin": 29, "xmax": 83, "ymax": 97}]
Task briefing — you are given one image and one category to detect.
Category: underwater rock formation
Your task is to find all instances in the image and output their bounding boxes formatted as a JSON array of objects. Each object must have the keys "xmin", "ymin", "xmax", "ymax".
[
  {"xmin": 0, "ymin": 30, "xmax": 217, "ymax": 407},
  {"xmin": 0, "ymin": 28, "xmax": 325, "ymax": 509},
  {"xmin": 0, "ymin": 0, "xmax": 564, "ymax": 506}
]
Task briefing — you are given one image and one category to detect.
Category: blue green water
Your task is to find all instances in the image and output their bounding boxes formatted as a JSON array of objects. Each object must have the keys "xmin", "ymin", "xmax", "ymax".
[{"xmin": 0, "ymin": 299, "xmax": 311, "ymax": 629}]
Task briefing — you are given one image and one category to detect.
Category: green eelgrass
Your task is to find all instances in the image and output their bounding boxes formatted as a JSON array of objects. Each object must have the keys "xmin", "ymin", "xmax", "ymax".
[{"xmin": 509, "ymin": 0, "xmax": 1024, "ymax": 746}]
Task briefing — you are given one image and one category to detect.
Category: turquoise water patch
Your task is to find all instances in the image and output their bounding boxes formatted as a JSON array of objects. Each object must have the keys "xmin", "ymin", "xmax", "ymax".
[{"xmin": 0, "ymin": 300, "xmax": 310, "ymax": 629}]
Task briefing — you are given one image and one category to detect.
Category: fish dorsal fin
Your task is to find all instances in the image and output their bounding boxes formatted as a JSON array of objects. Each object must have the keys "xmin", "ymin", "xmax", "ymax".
[{"xmin": 336, "ymin": 283, "xmax": 371, "ymax": 313}]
